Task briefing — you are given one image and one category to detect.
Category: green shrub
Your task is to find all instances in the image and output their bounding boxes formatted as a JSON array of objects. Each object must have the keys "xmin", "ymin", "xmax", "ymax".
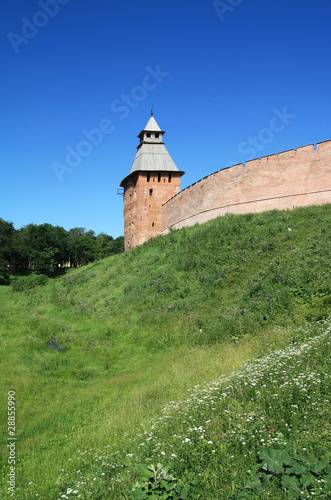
[
  {"xmin": 129, "ymin": 463, "xmax": 191, "ymax": 499},
  {"xmin": 11, "ymin": 274, "xmax": 48, "ymax": 292},
  {"xmin": 245, "ymin": 447, "xmax": 331, "ymax": 498}
]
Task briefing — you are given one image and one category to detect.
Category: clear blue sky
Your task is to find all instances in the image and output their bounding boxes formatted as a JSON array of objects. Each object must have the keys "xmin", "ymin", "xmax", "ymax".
[{"xmin": 1, "ymin": 0, "xmax": 330, "ymax": 238}]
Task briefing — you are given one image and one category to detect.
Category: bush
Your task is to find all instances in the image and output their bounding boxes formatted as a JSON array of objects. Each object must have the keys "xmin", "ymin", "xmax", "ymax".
[
  {"xmin": 11, "ymin": 274, "xmax": 48, "ymax": 292},
  {"xmin": 129, "ymin": 463, "xmax": 191, "ymax": 499}
]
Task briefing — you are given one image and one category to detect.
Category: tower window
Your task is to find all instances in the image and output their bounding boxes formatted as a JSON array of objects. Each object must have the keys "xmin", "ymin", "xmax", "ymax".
[
  {"xmin": 158, "ymin": 172, "xmax": 161, "ymax": 182},
  {"xmin": 152, "ymin": 222, "xmax": 155, "ymax": 227},
  {"xmin": 155, "ymin": 133, "xmax": 159, "ymax": 138},
  {"xmin": 168, "ymin": 172, "xmax": 172, "ymax": 183},
  {"xmin": 146, "ymin": 133, "xmax": 151, "ymax": 138},
  {"xmin": 147, "ymin": 172, "xmax": 150, "ymax": 182},
  {"xmin": 149, "ymin": 189, "xmax": 153, "ymax": 196}
]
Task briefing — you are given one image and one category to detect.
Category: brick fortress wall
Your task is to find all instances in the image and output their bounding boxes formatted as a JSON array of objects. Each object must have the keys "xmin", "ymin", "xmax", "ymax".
[{"xmin": 161, "ymin": 140, "xmax": 331, "ymax": 233}]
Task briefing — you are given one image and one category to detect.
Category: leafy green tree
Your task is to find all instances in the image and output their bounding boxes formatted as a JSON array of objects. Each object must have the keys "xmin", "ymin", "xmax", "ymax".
[
  {"xmin": 0, "ymin": 217, "xmax": 123, "ymax": 275},
  {"xmin": 28, "ymin": 246, "xmax": 57, "ymax": 274},
  {"xmin": 112, "ymin": 236, "xmax": 124, "ymax": 254},
  {"xmin": 25, "ymin": 223, "xmax": 69, "ymax": 273},
  {"xmin": 68, "ymin": 228, "xmax": 98, "ymax": 266},
  {"xmin": 0, "ymin": 218, "xmax": 15, "ymax": 283},
  {"xmin": 96, "ymin": 232, "xmax": 114, "ymax": 259},
  {"xmin": 11, "ymin": 228, "xmax": 29, "ymax": 269},
  {"xmin": 95, "ymin": 234, "xmax": 124, "ymax": 258}
]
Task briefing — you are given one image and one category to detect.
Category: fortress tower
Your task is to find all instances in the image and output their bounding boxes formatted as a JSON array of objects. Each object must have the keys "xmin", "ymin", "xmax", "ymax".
[{"xmin": 120, "ymin": 111, "xmax": 184, "ymax": 250}]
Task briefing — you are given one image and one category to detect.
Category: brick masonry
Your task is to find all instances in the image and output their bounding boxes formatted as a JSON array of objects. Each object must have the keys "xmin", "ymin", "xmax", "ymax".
[
  {"xmin": 161, "ymin": 140, "xmax": 331, "ymax": 234},
  {"xmin": 123, "ymin": 171, "xmax": 181, "ymax": 249}
]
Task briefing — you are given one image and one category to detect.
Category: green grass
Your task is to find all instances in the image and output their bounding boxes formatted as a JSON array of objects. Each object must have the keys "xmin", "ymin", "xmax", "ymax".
[{"xmin": 0, "ymin": 204, "xmax": 330, "ymax": 499}]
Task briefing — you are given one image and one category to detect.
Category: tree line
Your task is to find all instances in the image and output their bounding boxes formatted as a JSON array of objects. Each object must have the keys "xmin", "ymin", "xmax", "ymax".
[{"xmin": 0, "ymin": 218, "xmax": 124, "ymax": 282}]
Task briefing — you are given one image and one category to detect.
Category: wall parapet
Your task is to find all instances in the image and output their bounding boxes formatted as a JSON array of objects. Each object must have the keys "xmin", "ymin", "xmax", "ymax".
[{"xmin": 161, "ymin": 139, "xmax": 331, "ymax": 233}]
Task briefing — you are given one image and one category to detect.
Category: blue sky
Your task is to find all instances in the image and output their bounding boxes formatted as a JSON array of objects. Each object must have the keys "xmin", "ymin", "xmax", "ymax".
[{"xmin": 1, "ymin": 0, "xmax": 330, "ymax": 238}]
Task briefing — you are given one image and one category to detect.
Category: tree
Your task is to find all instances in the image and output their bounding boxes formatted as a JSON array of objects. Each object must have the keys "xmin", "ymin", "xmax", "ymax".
[
  {"xmin": 68, "ymin": 228, "xmax": 98, "ymax": 266},
  {"xmin": 96, "ymin": 232, "xmax": 114, "ymax": 259},
  {"xmin": 0, "ymin": 218, "xmax": 15, "ymax": 283},
  {"xmin": 11, "ymin": 227, "xmax": 29, "ymax": 269},
  {"xmin": 112, "ymin": 236, "xmax": 124, "ymax": 254},
  {"xmin": 0, "ymin": 218, "xmax": 123, "ymax": 275},
  {"xmin": 24, "ymin": 223, "xmax": 69, "ymax": 273}
]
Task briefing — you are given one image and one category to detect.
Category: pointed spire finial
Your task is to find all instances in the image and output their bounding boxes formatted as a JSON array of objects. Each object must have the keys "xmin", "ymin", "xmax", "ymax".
[{"xmin": 151, "ymin": 105, "xmax": 153, "ymax": 116}]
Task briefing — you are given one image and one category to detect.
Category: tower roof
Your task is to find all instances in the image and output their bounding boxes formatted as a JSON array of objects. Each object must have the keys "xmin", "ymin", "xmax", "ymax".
[
  {"xmin": 142, "ymin": 115, "xmax": 162, "ymax": 132},
  {"xmin": 136, "ymin": 114, "xmax": 165, "ymax": 140},
  {"xmin": 128, "ymin": 143, "xmax": 179, "ymax": 174},
  {"xmin": 120, "ymin": 113, "xmax": 184, "ymax": 187}
]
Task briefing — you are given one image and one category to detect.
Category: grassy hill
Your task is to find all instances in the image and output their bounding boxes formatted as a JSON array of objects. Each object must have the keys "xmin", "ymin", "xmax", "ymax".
[{"xmin": 0, "ymin": 204, "xmax": 330, "ymax": 499}]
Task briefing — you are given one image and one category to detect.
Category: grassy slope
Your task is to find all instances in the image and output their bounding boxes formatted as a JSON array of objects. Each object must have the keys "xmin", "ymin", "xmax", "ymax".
[{"xmin": 0, "ymin": 204, "xmax": 330, "ymax": 499}]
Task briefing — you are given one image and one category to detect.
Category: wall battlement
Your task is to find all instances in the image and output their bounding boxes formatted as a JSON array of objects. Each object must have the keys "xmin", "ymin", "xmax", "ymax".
[{"xmin": 161, "ymin": 139, "xmax": 331, "ymax": 234}]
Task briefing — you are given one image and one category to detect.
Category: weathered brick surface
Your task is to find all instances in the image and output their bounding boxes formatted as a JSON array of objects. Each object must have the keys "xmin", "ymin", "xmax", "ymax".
[
  {"xmin": 161, "ymin": 140, "xmax": 331, "ymax": 233},
  {"xmin": 123, "ymin": 171, "xmax": 181, "ymax": 249}
]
